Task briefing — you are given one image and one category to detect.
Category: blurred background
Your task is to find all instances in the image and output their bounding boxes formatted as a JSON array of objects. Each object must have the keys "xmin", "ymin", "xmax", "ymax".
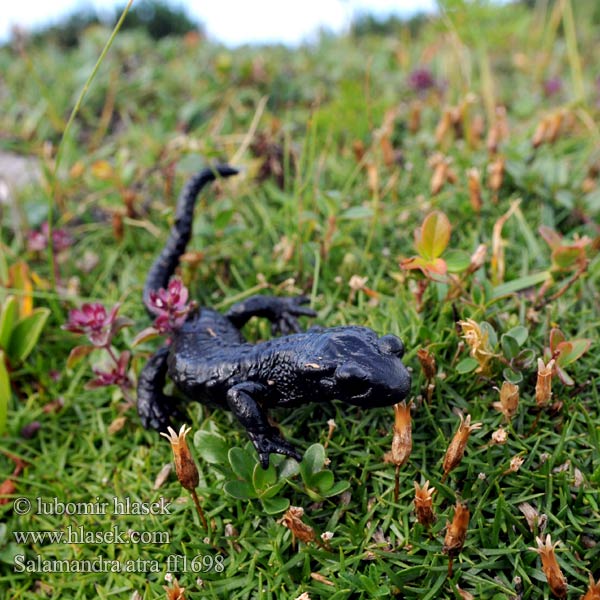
[{"xmin": 1, "ymin": 0, "xmax": 440, "ymax": 46}]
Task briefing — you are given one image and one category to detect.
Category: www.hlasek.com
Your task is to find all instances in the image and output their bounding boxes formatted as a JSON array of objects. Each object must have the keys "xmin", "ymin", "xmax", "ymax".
[
  {"xmin": 14, "ymin": 554, "xmax": 225, "ymax": 573},
  {"xmin": 14, "ymin": 525, "xmax": 169, "ymax": 545}
]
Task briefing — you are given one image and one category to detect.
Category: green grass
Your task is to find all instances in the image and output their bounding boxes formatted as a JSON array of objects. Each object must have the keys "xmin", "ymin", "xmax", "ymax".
[{"xmin": 1, "ymin": 1, "xmax": 599, "ymax": 598}]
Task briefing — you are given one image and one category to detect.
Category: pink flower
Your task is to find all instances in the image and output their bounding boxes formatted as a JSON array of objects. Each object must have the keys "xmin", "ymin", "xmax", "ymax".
[
  {"xmin": 27, "ymin": 229, "xmax": 47, "ymax": 252},
  {"xmin": 543, "ymin": 77, "xmax": 562, "ymax": 97},
  {"xmin": 87, "ymin": 351, "xmax": 132, "ymax": 389},
  {"xmin": 408, "ymin": 68, "xmax": 436, "ymax": 92},
  {"xmin": 63, "ymin": 303, "xmax": 121, "ymax": 347},
  {"xmin": 148, "ymin": 278, "xmax": 193, "ymax": 333},
  {"xmin": 27, "ymin": 222, "xmax": 73, "ymax": 253}
]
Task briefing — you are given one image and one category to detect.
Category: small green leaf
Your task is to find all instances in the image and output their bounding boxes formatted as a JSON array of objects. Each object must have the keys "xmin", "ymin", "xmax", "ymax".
[
  {"xmin": 259, "ymin": 481, "xmax": 285, "ymax": 499},
  {"xmin": 515, "ymin": 348, "xmax": 536, "ymax": 369},
  {"xmin": 415, "ymin": 211, "xmax": 451, "ymax": 260},
  {"xmin": 0, "ymin": 296, "xmax": 18, "ymax": 350},
  {"xmin": 480, "ymin": 321, "xmax": 497, "ymax": 347},
  {"xmin": 322, "ymin": 480, "xmax": 351, "ymax": 498},
  {"xmin": 7, "ymin": 308, "xmax": 50, "ymax": 362},
  {"xmin": 556, "ymin": 339, "xmax": 591, "ymax": 367},
  {"xmin": 0, "ymin": 352, "xmax": 9, "ymax": 435},
  {"xmin": 66, "ymin": 345, "xmax": 95, "ymax": 369},
  {"xmin": 471, "ymin": 284, "xmax": 484, "ymax": 305},
  {"xmin": 223, "ymin": 480, "xmax": 257, "ymax": 500},
  {"xmin": 549, "ymin": 328, "xmax": 566, "ymax": 352},
  {"xmin": 229, "ymin": 447, "xmax": 257, "ymax": 482},
  {"xmin": 260, "ymin": 496, "xmax": 289, "ymax": 514},
  {"xmin": 506, "ymin": 326, "xmax": 528, "ymax": 346},
  {"xmin": 456, "ymin": 358, "xmax": 479, "ymax": 374},
  {"xmin": 214, "ymin": 208, "xmax": 235, "ymax": 229},
  {"xmin": 252, "ymin": 462, "xmax": 277, "ymax": 491},
  {"xmin": 444, "ymin": 249, "xmax": 471, "ymax": 273},
  {"xmin": 279, "ymin": 458, "xmax": 300, "ymax": 479},
  {"xmin": 503, "ymin": 367, "xmax": 523, "ymax": 384},
  {"xmin": 555, "ymin": 365, "xmax": 574, "ymax": 386},
  {"xmin": 501, "ymin": 334, "xmax": 520, "ymax": 360},
  {"xmin": 300, "ymin": 443, "xmax": 326, "ymax": 482},
  {"xmin": 552, "ymin": 246, "xmax": 581, "ymax": 270},
  {"xmin": 311, "ymin": 470, "xmax": 334, "ymax": 494},
  {"xmin": 193, "ymin": 431, "xmax": 229, "ymax": 465}
]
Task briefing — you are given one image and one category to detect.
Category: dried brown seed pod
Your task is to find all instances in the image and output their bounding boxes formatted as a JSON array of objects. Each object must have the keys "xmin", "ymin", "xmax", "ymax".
[
  {"xmin": 493, "ymin": 381, "xmax": 519, "ymax": 420},
  {"xmin": 413, "ymin": 480, "xmax": 437, "ymax": 527},
  {"xmin": 279, "ymin": 506, "xmax": 316, "ymax": 546},
  {"xmin": 384, "ymin": 401, "xmax": 413, "ymax": 468},
  {"xmin": 535, "ymin": 358, "xmax": 555, "ymax": 408},
  {"xmin": 443, "ymin": 501, "xmax": 470, "ymax": 571},
  {"xmin": 529, "ymin": 534, "xmax": 567, "ymax": 599},
  {"xmin": 417, "ymin": 348, "xmax": 436, "ymax": 381},
  {"xmin": 442, "ymin": 414, "xmax": 482, "ymax": 481},
  {"xmin": 582, "ymin": 574, "xmax": 600, "ymax": 600}
]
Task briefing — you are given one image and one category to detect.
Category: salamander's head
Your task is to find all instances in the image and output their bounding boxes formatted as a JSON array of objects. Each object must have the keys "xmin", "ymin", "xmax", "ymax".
[{"xmin": 306, "ymin": 327, "xmax": 411, "ymax": 407}]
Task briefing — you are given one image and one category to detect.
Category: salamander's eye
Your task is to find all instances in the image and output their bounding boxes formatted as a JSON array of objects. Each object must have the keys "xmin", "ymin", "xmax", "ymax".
[
  {"xmin": 335, "ymin": 363, "xmax": 369, "ymax": 391},
  {"xmin": 379, "ymin": 335, "xmax": 405, "ymax": 358}
]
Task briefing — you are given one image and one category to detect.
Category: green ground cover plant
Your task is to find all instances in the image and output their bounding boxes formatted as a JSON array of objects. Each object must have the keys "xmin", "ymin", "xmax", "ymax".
[{"xmin": 0, "ymin": 0, "xmax": 599, "ymax": 598}]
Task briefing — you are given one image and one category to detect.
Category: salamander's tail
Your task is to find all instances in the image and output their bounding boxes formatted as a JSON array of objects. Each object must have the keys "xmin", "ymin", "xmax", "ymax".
[{"xmin": 143, "ymin": 164, "xmax": 238, "ymax": 314}]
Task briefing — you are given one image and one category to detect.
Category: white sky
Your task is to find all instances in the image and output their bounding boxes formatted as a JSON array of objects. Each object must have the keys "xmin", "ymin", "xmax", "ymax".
[{"xmin": 0, "ymin": 0, "xmax": 437, "ymax": 45}]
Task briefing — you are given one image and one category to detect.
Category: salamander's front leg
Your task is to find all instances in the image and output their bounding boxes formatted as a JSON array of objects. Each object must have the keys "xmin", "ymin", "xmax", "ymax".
[
  {"xmin": 137, "ymin": 346, "xmax": 184, "ymax": 432},
  {"xmin": 226, "ymin": 295, "xmax": 316, "ymax": 335},
  {"xmin": 226, "ymin": 382, "xmax": 301, "ymax": 468}
]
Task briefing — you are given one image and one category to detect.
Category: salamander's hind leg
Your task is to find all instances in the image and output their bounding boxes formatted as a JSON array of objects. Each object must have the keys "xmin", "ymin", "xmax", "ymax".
[
  {"xmin": 225, "ymin": 295, "xmax": 316, "ymax": 335},
  {"xmin": 137, "ymin": 346, "xmax": 184, "ymax": 432},
  {"xmin": 226, "ymin": 382, "xmax": 301, "ymax": 468}
]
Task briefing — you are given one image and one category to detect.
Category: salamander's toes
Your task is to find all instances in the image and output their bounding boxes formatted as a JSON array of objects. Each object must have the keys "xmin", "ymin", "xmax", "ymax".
[
  {"xmin": 249, "ymin": 431, "xmax": 301, "ymax": 469},
  {"xmin": 271, "ymin": 296, "xmax": 317, "ymax": 335}
]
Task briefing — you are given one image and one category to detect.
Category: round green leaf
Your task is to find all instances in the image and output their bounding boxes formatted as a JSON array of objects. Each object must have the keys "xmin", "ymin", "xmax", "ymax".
[
  {"xmin": 223, "ymin": 480, "xmax": 257, "ymax": 500},
  {"xmin": 260, "ymin": 496, "xmax": 289, "ymax": 514},
  {"xmin": 556, "ymin": 339, "xmax": 591, "ymax": 367},
  {"xmin": 215, "ymin": 208, "xmax": 235, "ymax": 229},
  {"xmin": 229, "ymin": 447, "xmax": 257, "ymax": 482},
  {"xmin": 311, "ymin": 470, "xmax": 334, "ymax": 494},
  {"xmin": 415, "ymin": 211, "xmax": 451, "ymax": 260},
  {"xmin": 258, "ymin": 481, "xmax": 286, "ymax": 499},
  {"xmin": 503, "ymin": 367, "xmax": 523, "ymax": 384},
  {"xmin": 279, "ymin": 458, "xmax": 300, "ymax": 479},
  {"xmin": 506, "ymin": 325, "xmax": 528, "ymax": 346},
  {"xmin": 193, "ymin": 430, "xmax": 229, "ymax": 465},
  {"xmin": 323, "ymin": 480, "xmax": 351, "ymax": 498},
  {"xmin": 501, "ymin": 334, "xmax": 520, "ymax": 360},
  {"xmin": 300, "ymin": 443, "xmax": 326, "ymax": 482},
  {"xmin": 444, "ymin": 249, "xmax": 471, "ymax": 273},
  {"xmin": 456, "ymin": 357, "xmax": 479, "ymax": 374},
  {"xmin": 253, "ymin": 462, "xmax": 277, "ymax": 491},
  {"xmin": 66, "ymin": 345, "xmax": 95, "ymax": 370},
  {"xmin": 480, "ymin": 321, "xmax": 497, "ymax": 347},
  {"xmin": 515, "ymin": 348, "xmax": 536, "ymax": 369}
]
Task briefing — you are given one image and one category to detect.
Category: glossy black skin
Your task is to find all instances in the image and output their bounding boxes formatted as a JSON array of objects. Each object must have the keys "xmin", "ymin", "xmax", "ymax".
[{"xmin": 138, "ymin": 165, "xmax": 412, "ymax": 467}]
